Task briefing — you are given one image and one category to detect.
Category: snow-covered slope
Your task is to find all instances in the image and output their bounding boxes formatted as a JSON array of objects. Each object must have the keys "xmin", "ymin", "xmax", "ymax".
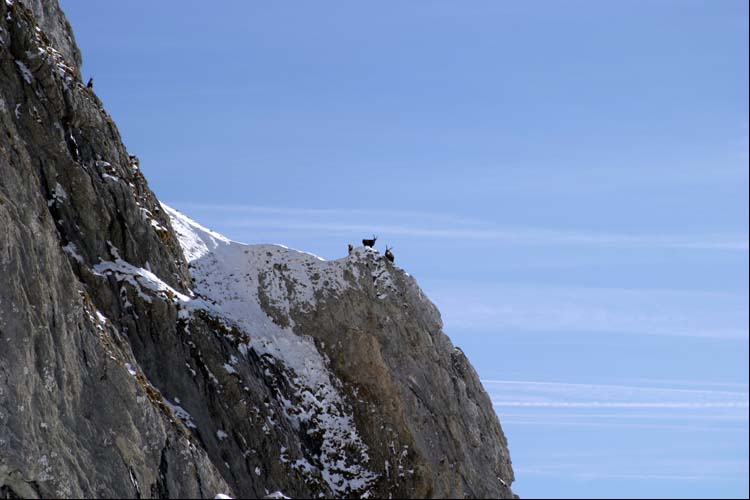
[
  {"xmin": 159, "ymin": 205, "xmax": 515, "ymax": 498},
  {"xmin": 164, "ymin": 204, "xmax": 379, "ymax": 496}
]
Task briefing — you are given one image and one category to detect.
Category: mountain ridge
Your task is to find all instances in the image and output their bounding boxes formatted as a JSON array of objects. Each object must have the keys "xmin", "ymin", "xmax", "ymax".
[{"xmin": 0, "ymin": 1, "xmax": 515, "ymax": 497}]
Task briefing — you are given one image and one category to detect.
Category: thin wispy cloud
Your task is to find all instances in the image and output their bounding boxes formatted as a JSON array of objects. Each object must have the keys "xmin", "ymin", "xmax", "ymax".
[
  {"xmin": 489, "ymin": 379, "xmax": 748, "ymax": 487},
  {"xmin": 500, "ymin": 411, "xmax": 748, "ymax": 423},
  {"xmin": 168, "ymin": 202, "xmax": 749, "ymax": 251},
  {"xmin": 515, "ymin": 468, "xmax": 746, "ymax": 482},
  {"xmin": 494, "ymin": 402, "xmax": 748, "ymax": 409},
  {"xmin": 167, "ymin": 202, "xmax": 488, "ymax": 227},
  {"xmin": 513, "ymin": 458, "xmax": 750, "ymax": 483},
  {"xmin": 573, "ymin": 472, "xmax": 740, "ymax": 481},
  {"xmin": 620, "ymin": 377, "xmax": 750, "ymax": 391},
  {"xmin": 492, "ymin": 421, "xmax": 748, "ymax": 433},
  {"xmin": 483, "ymin": 379, "xmax": 750, "ymax": 404},
  {"xmin": 483, "ymin": 379, "xmax": 749, "ymax": 430},
  {"xmin": 429, "ymin": 283, "xmax": 749, "ymax": 340}
]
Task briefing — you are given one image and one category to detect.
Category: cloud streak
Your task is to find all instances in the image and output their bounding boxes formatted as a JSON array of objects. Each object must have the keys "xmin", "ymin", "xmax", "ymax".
[
  {"xmin": 429, "ymin": 284, "xmax": 749, "ymax": 340},
  {"xmin": 489, "ymin": 379, "xmax": 748, "ymax": 487},
  {"xmin": 513, "ymin": 458, "xmax": 750, "ymax": 483},
  {"xmin": 167, "ymin": 202, "xmax": 749, "ymax": 251},
  {"xmin": 515, "ymin": 468, "xmax": 746, "ymax": 482},
  {"xmin": 483, "ymin": 379, "xmax": 749, "ymax": 431},
  {"xmin": 483, "ymin": 379, "xmax": 750, "ymax": 404},
  {"xmin": 493, "ymin": 401, "xmax": 749, "ymax": 408}
]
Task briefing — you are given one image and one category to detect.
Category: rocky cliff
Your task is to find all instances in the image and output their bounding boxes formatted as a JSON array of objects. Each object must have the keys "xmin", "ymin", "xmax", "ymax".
[{"xmin": 0, "ymin": 1, "xmax": 515, "ymax": 498}]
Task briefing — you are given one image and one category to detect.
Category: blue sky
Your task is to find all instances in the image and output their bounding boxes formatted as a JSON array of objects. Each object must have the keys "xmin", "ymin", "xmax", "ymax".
[{"xmin": 62, "ymin": 1, "xmax": 748, "ymax": 497}]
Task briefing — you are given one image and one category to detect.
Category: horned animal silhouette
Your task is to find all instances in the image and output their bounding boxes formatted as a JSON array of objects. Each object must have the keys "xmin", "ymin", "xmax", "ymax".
[
  {"xmin": 385, "ymin": 246, "xmax": 394, "ymax": 263},
  {"xmin": 362, "ymin": 235, "xmax": 377, "ymax": 248}
]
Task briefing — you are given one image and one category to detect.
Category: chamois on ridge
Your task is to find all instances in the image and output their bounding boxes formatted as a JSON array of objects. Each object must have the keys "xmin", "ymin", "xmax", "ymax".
[
  {"xmin": 362, "ymin": 235, "xmax": 377, "ymax": 248},
  {"xmin": 385, "ymin": 246, "xmax": 394, "ymax": 263}
]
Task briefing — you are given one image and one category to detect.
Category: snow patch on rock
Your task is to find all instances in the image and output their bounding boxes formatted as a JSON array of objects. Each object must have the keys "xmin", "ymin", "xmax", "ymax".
[
  {"xmin": 163, "ymin": 204, "xmax": 381, "ymax": 496},
  {"xmin": 163, "ymin": 398, "xmax": 198, "ymax": 429},
  {"xmin": 93, "ymin": 257, "xmax": 191, "ymax": 304},
  {"xmin": 14, "ymin": 60, "xmax": 33, "ymax": 83}
]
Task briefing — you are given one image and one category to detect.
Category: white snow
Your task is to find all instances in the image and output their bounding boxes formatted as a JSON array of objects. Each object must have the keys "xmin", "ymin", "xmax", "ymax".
[
  {"xmin": 137, "ymin": 207, "xmax": 168, "ymax": 233},
  {"xmin": 93, "ymin": 257, "xmax": 191, "ymax": 304},
  {"xmin": 162, "ymin": 204, "xmax": 231, "ymax": 262},
  {"xmin": 27, "ymin": 24, "xmax": 77, "ymax": 88},
  {"xmin": 49, "ymin": 182, "xmax": 68, "ymax": 206},
  {"xmin": 263, "ymin": 493, "xmax": 290, "ymax": 500},
  {"xmin": 14, "ymin": 60, "xmax": 33, "ymax": 84},
  {"xmin": 163, "ymin": 398, "xmax": 197, "ymax": 429},
  {"xmin": 102, "ymin": 173, "xmax": 121, "ymax": 183},
  {"xmin": 62, "ymin": 242, "xmax": 84, "ymax": 263},
  {"xmin": 216, "ymin": 430, "xmax": 229, "ymax": 441},
  {"xmin": 162, "ymin": 204, "xmax": 380, "ymax": 495},
  {"xmin": 150, "ymin": 219, "xmax": 166, "ymax": 231},
  {"xmin": 53, "ymin": 182, "xmax": 68, "ymax": 200},
  {"xmin": 214, "ymin": 495, "xmax": 233, "ymax": 499},
  {"xmin": 124, "ymin": 363, "xmax": 137, "ymax": 376}
]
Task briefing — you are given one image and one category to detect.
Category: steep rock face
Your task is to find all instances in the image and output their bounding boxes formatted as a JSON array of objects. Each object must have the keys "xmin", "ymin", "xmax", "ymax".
[
  {"xmin": 0, "ymin": 1, "xmax": 515, "ymax": 498},
  {"xmin": 1, "ymin": 2, "xmax": 229, "ymax": 498},
  {"xmin": 292, "ymin": 255, "xmax": 515, "ymax": 498},
  {"xmin": 17, "ymin": 0, "xmax": 81, "ymax": 74},
  {"xmin": 164, "ymin": 208, "xmax": 515, "ymax": 498}
]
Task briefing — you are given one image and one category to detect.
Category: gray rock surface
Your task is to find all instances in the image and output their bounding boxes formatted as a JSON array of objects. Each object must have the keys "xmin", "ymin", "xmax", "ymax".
[
  {"xmin": 0, "ymin": 1, "xmax": 515, "ymax": 498},
  {"xmin": 17, "ymin": 0, "xmax": 81, "ymax": 74}
]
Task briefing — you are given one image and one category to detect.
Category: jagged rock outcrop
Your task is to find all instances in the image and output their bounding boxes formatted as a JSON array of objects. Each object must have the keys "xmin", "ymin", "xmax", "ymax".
[
  {"xmin": 0, "ymin": 1, "xmax": 515, "ymax": 498},
  {"xmin": 11, "ymin": 0, "xmax": 81, "ymax": 74}
]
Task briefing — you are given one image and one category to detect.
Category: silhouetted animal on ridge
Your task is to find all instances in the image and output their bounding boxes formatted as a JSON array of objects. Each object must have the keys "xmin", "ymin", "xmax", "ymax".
[
  {"xmin": 385, "ymin": 246, "xmax": 395, "ymax": 263},
  {"xmin": 362, "ymin": 235, "xmax": 377, "ymax": 248},
  {"xmin": 86, "ymin": 77, "xmax": 94, "ymax": 89},
  {"xmin": 348, "ymin": 244, "xmax": 354, "ymax": 255}
]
